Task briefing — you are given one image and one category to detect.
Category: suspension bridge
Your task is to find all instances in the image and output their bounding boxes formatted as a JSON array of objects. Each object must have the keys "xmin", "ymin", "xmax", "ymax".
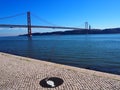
[{"xmin": 0, "ymin": 11, "xmax": 84, "ymax": 37}]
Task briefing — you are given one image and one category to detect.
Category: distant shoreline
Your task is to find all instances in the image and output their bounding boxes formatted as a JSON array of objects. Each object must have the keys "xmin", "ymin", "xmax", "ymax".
[{"xmin": 20, "ymin": 28, "xmax": 120, "ymax": 36}]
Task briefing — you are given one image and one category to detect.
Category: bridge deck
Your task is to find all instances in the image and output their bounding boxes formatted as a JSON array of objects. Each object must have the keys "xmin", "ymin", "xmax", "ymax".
[
  {"xmin": 0, "ymin": 24, "xmax": 82, "ymax": 29},
  {"xmin": 0, "ymin": 52, "xmax": 120, "ymax": 90}
]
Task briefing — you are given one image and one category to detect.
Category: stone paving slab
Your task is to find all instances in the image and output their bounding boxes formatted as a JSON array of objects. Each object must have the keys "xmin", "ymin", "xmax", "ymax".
[{"xmin": 0, "ymin": 52, "xmax": 120, "ymax": 90}]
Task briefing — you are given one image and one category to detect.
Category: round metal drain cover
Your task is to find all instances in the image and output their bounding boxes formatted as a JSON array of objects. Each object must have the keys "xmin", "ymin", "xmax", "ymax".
[{"xmin": 40, "ymin": 77, "xmax": 64, "ymax": 88}]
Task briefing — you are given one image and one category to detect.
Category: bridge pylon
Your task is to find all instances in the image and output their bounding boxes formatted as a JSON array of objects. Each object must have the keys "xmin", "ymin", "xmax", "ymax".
[{"xmin": 27, "ymin": 12, "xmax": 32, "ymax": 37}]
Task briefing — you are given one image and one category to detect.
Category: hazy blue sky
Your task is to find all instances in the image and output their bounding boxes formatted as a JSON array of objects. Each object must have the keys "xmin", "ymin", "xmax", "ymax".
[{"xmin": 0, "ymin": 0, "xmax": 120, "ymax": 36}]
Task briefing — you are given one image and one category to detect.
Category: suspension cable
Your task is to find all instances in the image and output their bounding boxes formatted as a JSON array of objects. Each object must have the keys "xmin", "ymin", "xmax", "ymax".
[
  {"xmin": 31, "ymin": 13, "xmax": 57, "ymax": 26},
  {"xmin": 0, "ymin": 12, "xmax": 26, "ymax": 20}
]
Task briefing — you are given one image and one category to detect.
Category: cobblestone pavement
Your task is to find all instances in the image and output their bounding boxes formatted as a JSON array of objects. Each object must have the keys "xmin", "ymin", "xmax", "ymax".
[{"xmin": 0, "ymin": 52, "xmax": 120, "ymax": 90}]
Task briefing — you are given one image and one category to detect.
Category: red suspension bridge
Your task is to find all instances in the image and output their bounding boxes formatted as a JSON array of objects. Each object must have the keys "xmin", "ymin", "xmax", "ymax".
[{"xmin": 0, "ymin": 12, "xmax": 84, "ymax": 37}]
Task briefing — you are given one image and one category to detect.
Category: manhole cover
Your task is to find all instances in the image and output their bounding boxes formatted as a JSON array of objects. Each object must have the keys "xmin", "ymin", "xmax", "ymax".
[{"xmin": 40, "ymin": 77, "xmax": 64, "ymax": 88}]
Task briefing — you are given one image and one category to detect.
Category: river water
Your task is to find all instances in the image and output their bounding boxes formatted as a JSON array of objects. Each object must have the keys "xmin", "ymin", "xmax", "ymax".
[{"xmin": 0, "ymin": 34, "xmax": 120, "ymax": 75}]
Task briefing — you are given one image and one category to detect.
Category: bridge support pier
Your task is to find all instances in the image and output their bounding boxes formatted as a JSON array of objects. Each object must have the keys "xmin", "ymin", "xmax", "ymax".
[{"xmin": 27, "ymin": 12, "xmax": 32, "ymax": 37}]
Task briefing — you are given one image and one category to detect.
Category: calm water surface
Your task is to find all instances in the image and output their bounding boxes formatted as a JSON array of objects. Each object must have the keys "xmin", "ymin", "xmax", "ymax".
[{"xmin": 0, "ymin": 34, "xmax": 120, "ymax": 75}]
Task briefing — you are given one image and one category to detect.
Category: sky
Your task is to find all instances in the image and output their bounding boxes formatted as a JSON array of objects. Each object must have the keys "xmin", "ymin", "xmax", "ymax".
[{"xmin": 0, "ymin": 0, "xmax": 120, "ymax": 36}]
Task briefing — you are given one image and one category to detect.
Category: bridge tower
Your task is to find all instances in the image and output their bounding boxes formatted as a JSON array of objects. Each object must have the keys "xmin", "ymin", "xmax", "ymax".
[
  {"xmin": 27, "ymin": 12, "xmax": 32, "ymax": 37},
  {"xmin": 85, "ymin": 22, "xmax": 88, "ymax": 29}
]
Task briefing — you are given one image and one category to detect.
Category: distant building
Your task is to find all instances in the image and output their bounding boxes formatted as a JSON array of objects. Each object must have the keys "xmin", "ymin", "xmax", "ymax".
[{"xmin": 89, "ymin": 25, "xmax": 91, "ymax": 30}]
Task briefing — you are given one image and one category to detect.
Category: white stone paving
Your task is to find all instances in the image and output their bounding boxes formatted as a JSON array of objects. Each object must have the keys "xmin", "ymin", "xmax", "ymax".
[{"xmin": 0, "ymin": 52, "xmax": 120, "ymax": 90}]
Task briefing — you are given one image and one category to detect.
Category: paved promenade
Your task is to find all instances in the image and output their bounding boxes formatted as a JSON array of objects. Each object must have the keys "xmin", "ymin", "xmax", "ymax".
[{"xmin": 0, "ymin": 52, "xmax": 120, "ymax": 90}]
